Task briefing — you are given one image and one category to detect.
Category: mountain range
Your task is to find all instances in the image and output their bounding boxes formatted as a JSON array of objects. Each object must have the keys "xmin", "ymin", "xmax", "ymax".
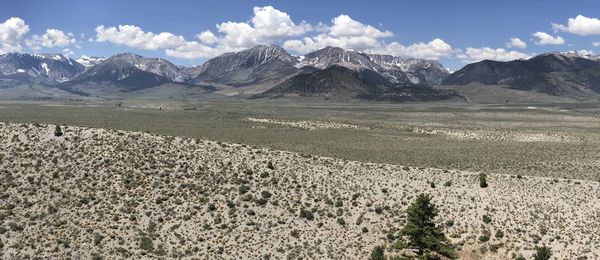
[
  {"xmin": 0, "ymin": 53, "xmax": 84, "ymax": 85},
  {"xmin": 443, "ymin": 52, "xmax": 600, "ymax": 99},
  {"xmin": 3, "ymin": 46, "xmax": 600, "ymax": 102}
]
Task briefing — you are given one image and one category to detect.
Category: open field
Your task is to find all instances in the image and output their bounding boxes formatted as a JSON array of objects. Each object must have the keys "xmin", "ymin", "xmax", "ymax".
[
  {"xmin": 1, "ymin": 100, "xmax": 600, "ymax": 181},
  {"xmin": 0, "ymin": 122, "xmax": 598, "ymax": 259}
]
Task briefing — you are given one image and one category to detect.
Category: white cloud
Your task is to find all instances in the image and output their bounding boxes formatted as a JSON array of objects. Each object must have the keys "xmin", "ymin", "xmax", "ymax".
[
  {"xmin": 552, "ymin": 15, "xmax": 600, "ymax": 36},
  {"xmin": 532, "ymin": 32, "xmax": 565, "ymax": 45},
  {"xmin": 506, "ymin": 37, "xmax": 527, "ymax": 49},
  {"xmin": 457, "ymin": 47, "xmax": 531, "ymax": 63},
  {"xmin": 62, "ymin": 48, "xmax": 74, "ymax": 56},
  {"xmin": 283, "ymin": 14, "xmax": 452, "ymax": 60},
  {"xmin": 0, "ymin": 17, "xmax": 30, "ymax": 53},
  {"xmin": 592, "ymin": 41, "xmax": 600, "ymax": 47},
  {"xmin": 94, "ymin": 6, "xmax": 312, "ymax": 59},
  {"xmin": 90, "ymin": 6, "xmax": 453, "ymax": 61},
  {"xmin": 197, "ymin": 31, "xmax": 218, "ymax": 45},
  {"xmin": 248, "ymin": 6, "xmax": 311, "ymax": 40},
  {"xmin": 373, "ymin": 38, "xmax": 453, "ymax": 60},
  {"xmin": 328, "ymin": 15, "xmax": 392, "ymax": 38},
  {"xmin": 567, "ymin": 49, "xmax": 595, "ymax": 56},
  {"xmin": 164, "ymin": 42, "xmax": 221, "ymax": 59},
  {"xmin": 95, "ymin": 24, "xmax": 187, "ymax": 50},
  {"xmin": 283, "ymin": 14, "xmax": 394, "ymax": 53},
  {"xmin": 198, "ymin": 6, "xmax": 311, "ymax": 50},
  {"xmin": 26, "ymin": 29, "xmax": 76, "ymax": 50}
]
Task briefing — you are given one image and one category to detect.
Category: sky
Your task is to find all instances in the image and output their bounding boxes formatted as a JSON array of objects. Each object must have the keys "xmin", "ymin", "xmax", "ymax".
[{"xmin": 2, "ymin": 0, "xmax": 600, "ymax": 70}]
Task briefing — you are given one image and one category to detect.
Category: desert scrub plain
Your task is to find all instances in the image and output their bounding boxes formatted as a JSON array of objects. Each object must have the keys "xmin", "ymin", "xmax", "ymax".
[
  {"xmin": 0, "ymin": 122, "xmax": 599, "ymax": 259},
  {"xmin": 1, "ymin": 101, "xmax": 600, "ymax": 181}
]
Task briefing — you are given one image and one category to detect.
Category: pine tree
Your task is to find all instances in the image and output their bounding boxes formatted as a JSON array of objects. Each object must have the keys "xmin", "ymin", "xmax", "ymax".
[
  {"xmin": 400, "ymin": 193, "xmax": 456, "ymax": 259},
  {"xmin": 369, "ymin": 245, "xmax": 385, "ymax": 260}
]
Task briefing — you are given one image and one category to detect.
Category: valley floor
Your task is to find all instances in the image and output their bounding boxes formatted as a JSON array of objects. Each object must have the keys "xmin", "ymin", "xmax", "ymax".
[
  {"xmin": 0, "ymin": 122, "xmax": 598, "ymax": 259},
  {"xmin": 1, "ymin": 100, "xmax": 600, "ymax": 181}
]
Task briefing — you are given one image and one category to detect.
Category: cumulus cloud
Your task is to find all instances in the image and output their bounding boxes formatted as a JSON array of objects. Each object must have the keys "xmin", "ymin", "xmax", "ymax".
[
  {"xmin": 506, "ymin": 37, "xmax": 527, "ymax": 49},
  {"xmin": 283, "ymin": 14, "xmax": 393, "ymax": 53},
  {"xmin": 532, "ymin": 32, "xmax": 565, "ymax": 45},
  {"xmin": 62, "ymin": 48, "xmax": 74, "ymax": 56},
  {"xmin": 95, "ymin": 25, "xmax": 187, "ymax": 50},
  {"xmin": 196, "ymin": 31, "xmax": 218, "ymax": 45},
  {"xmin": 0, "ymin": 17, "xmax": 30, "ymax": 53},
  {"xmin": 90, "ymin": 6, "xmax": 454, "ymax": 60},
  {"xmin": 94, "ymin": 6, "xmax": 312, "ymax": 59},
  {"xmin": 566, "ymin": 49, "xmax": 595, "ymax": 56},
  {"xmin": 592, "ymin": 41, "xmax": 600, "ymax": 47},
  {"xmin": 164, "ymin": 42, "xmax": 221, "ymax": 59},
  {"xmin": 373, "ymin": 38, "xmax": 453, "ymax": 60},
  {"xmin": 26, "ymin": 29, "xmax": 76, "ymax": 50},
  {"xmin": 328, "ymin": 15, "xmax": 392, "ymax": 39},
  {"xmin": 552, "ymin": 15, "xmax": 600, "ymax": 36},
  {"xmin": 282, "ymin": 14, "xmax": 451, "ymax": 60},
  {"xmin": 457, "ymin": 47, "xmax": 531, "ymax": 62},
  {"xmin": 192, "ymin": 6, "xmax": 311, "ymax": 52}
]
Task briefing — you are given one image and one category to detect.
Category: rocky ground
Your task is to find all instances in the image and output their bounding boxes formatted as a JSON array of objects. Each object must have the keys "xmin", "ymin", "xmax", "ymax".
[{"xmin": 0, "ymin": 122, "xmax": 598, "ymax": 259}]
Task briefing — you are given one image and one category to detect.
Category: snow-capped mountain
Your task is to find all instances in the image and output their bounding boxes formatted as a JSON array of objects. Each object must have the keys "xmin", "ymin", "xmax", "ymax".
[
  {"xmin": 188, "ymin": 45, "xmax": 451, "ymax": 88},
  {"xmin": 367, "ymin": 54, "xmax": 450, "ymax": 85},
  {"xmin": 188, "ymin": 45, "xmax": 299, "ymax": 87},
  {"xmin": 297, "ymin": 47, "xmax": 448, "ymax": 85},
  {"xmin": 107, "ymin": 53, "xmax": 187, "ymax": 82},
  {"xmin": 557, "ymin": 51, "xmax": 600, "ymax": 61},
  {"xmin": 76, "ymin": 55, "xmax": 106, "ymax": 68},
  {"xmin": 299, "ymin": 46, "xmax": 382, "ymax": 71},
  {"xmin": 0, "ymin": 53, "xmax": 85, "ymax": 83},
  {"xmin": 62, "ymin": 53, "xmax": 176, "ymax": 93},
  {"xmin": 0, "ymin": 45, "xmax": 454, "ymax": 99}
]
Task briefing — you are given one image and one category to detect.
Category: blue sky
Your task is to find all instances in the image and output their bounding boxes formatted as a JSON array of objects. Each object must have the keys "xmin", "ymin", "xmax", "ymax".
[{"xmin": 2, "ymin": 0, "xmax": 600, "ymax": 69}]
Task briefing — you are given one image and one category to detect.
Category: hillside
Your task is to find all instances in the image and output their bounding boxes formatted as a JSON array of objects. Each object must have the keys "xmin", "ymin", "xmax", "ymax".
[
  {"xmin": 256, "ymin": 65, "xmax": 460, "ymax": 102},
  {"xmin": 0, "ymin": 122, "xmax": 598, "ymax": 259}
]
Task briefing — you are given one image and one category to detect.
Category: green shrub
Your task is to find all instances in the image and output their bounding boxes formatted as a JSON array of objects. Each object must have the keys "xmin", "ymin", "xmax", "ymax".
[
  {"xmin": 479, "ymin": 234, "xmax": 490, "ymax": 242},
  {"xmin": 482, "ymin": 215, "xmax": 492, "ymax": 224},
  {"xmin": 256, "ymin": 198, "xmax": 268, "ymax": 206},
  {"xmin": 299, "ymin": 209, "xmax": 314, "ymax": 221},
  {"xmin": 533, "ymin": 246, "xmax": 552, "ymax": 260},
  {"xmin": 54, "ymin": 125, "xmax": 63, "ymax": 137},
  {"xmin": 479, "ymin": 173, "xmax": 488, "ymax": 188},
  {"xmin": 495, "ymin": 230, "xmax": 504, "ymax": 238},
  {"xmin": 207, "ymin": 203, "xmax": 216, "ymax": 211},
  {"xmin": 261, "ymin": 190, "xmax": 272, "ymax": 199},
  {"xmin": 290, "ymin": 229, "xmax": 299, "ymax": 238},
  {"xmin": 238, "ymin": 185, "xmax": 251, "ymax": 194},
  {"xmin": 140, "ymin": 236, "xmax": 154, "ymax": 251}
]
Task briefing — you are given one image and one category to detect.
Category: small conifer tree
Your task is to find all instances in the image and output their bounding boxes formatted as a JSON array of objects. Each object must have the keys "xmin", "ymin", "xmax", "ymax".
[
  {"xmin": 400, "ymin": 193, "xmax": 456, "ymax": 259},
  {"xmin": 54, "ymin": 125, "xmax": 63, "ymax": 137}
]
